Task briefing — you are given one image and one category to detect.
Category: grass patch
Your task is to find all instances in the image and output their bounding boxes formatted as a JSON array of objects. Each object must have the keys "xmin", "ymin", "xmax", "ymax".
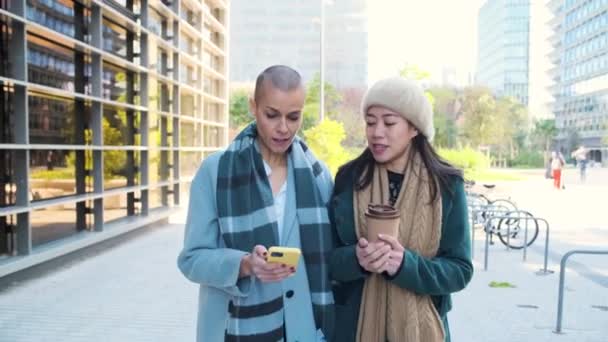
[
  {"xmin": 31, "ymin": 168, "xmax": 74, "ymax": 180},
  {"xmin": 489, "ymin": 281, "xmax": 516, "ymax": 288}
]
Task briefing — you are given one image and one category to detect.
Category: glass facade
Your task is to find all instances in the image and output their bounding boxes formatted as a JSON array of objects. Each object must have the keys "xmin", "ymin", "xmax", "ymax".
[
  {"xmin": 476, "ymin": 0, "xmax": 531, "ymax": 105},
  {"xmin": 229, "ymin": 0, "xmax": 368, "ymax": 90},
  {"xmin": 549, "ymin": 0, "xmax": 608, "ymax": 163},
  {"xmin": 0, "ymin": 0, "xmax": 228, "ymax": 269}
]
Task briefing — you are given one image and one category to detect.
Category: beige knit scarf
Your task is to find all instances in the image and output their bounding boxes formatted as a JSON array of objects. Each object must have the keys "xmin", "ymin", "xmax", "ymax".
[{"xmin": 354, "ymin": 149, "xmax": 445, "ymax": 342}]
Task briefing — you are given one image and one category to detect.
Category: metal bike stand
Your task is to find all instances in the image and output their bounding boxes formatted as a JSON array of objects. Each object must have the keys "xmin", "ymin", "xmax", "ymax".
[
  {"xmin": 482, "ymin": 213, "xmax": 552, "ymax": 274},
  {"xmin": 554, "ymin": 250, "xmax": 608, "ymax": 334}
]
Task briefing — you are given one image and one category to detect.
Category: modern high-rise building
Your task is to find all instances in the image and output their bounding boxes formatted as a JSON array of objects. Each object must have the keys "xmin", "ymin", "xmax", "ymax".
[
  {"xmin": 476, "ymin": 0, "xmax": 531, "ymax": 105},
  {"xmin": 0, "ymin": 0, "xmax": 229, "ymax": 276},
  {"xmin": 548, "ymin": 0, "xmax": 608, "ymax": 164},
  {"xmin": 229, "ymin": 0, "xmax": 368, "ymax": 90}
]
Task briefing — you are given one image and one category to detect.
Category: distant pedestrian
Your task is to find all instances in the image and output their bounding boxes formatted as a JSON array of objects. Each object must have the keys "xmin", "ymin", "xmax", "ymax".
[
  {"xmin": 550, "ymin": 151, "xmax": 565, "ymax": 189},
  {"xmin": 571, "ymin": 146, "xmax": 588, "ymax": 182}
]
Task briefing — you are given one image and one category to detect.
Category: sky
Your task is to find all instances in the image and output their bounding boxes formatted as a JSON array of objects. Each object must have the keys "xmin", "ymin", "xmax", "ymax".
[
  {"xmin": 366, "ymin": 0, "xmax": 553, "ymax": 117},
  {"xmin": 367, "ymin": 0, "xmax": 486, "ymax": 85}
]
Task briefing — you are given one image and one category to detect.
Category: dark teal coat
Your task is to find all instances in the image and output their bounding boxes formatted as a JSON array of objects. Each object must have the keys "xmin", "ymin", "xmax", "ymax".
[{"xmin": 329, "ymin": 167, "xmax": 473, "ymax": 342}]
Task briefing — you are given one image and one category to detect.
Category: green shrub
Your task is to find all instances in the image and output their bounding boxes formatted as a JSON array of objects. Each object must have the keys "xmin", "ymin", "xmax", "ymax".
[
  {"xmin": 508, "ymin": 150, "xmax": 544, "ymax": 168},
  {"xmin": 303, "ymin": 119, "xmax": 354, "ymax": 175},
  {"xmin": 438, "ymin": 148, "xmax": 491, "ymax": 171}
]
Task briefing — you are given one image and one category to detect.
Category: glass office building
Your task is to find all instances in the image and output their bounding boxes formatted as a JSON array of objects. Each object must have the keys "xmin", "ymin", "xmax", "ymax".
[
  {"xmin": 548, "ymin": 0, "xmax": 608, "ymax": 163},
  {"xmin": 477, "ymin": 0, "xmax": 531, "ymax": 105},
  {"xmin": 229, "ymin": 0, "xmax": 367, "ymax": 90},
  {"xmin": 0, "ymin": 0, "xmax": 229, "ymax": 276}
]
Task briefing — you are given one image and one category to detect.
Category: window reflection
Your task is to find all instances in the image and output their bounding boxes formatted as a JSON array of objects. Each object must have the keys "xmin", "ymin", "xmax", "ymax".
[
  {"xmin": 148, "ymin": 149, "xmax": 171, "ymax": 184},
  {"xmin": 204, "ymin": 125, "xmax": 222, "ymax": 148},
  {"xmin": 26, "ymin": 0, "xmax": 89, "ymax": 41},
  {"xmin": 0, "ymin": 16, "xmax": 13, "ymax": 78},
  {"xmin": 27, "ymin": 34, "xmax": 92, "ymax": 94},
  {"xmin": 103, "ymin": 150, "xmax": 140, "ymax": 190},
  {"xmin": 0, "ymin": 150, "xmax": 17, "ymax": 208},
  {"xmin": 102, "ymin": 18, "xmax": 135, "ymax": 60},
  {"xmin": 180, "ymin": 7, "xmax": 198, "ymax": 27},
  {"xmin": 179, "ymin": 33, "xmax": 198, "ymax": 57},
  {"xmin": 31, "ymin": 203, "xmax": 83, "ymax": 247},
  {"xmin": 103, "ymin": 192, "xmax": 141, "ymax": 224},
  {"xmin": 180, "ymin": 122, "xmax": 201, "ymax": 147},
  {"xmin": 149, "ymin": 149, "xmax": 161, "ymax": 184},
  {"xmin": 180, "ymin": 94, "xmax": 197, "ymax": 117},
  {"xmin": 203, "ymin": 78, "xmax": 223, "ymax": 97},
  {"xmin": 29, "ymin": 149, "xmax": 94, "ymax": 201},
  {"xmin": 103, "ymin": 62, "xmax": 138, "ymax": 103},
  {"xmin": 204, "ymin": 101, "xmax": 223, "ymax": 122},
  {"xmin": 148, "ymin": 8, "xmax": 163, "ymax": 36},
  {"xmin": 179, "ymin": 66, "xmax": 198, "ymax": 87},
  {"xmin": 0, "ymin": 82, "xmax": 15, "ymax": 144},
  {"xmin": 149, "ymin": 79, "xmax": 174, "ymax": 112},
  {"xmin": 180, "ymin": 151, "xmax": 201, "ymax": 178},
  {"xmin": 103, "ymin": 105, "xmax": 140, "ymax": 146},
  {"xmin": 160, "ymin": 116, "xmax": 173, "ymax": 146},
  {"xmin": 0, "ymin": 214, "xmax": 16, "ymax": 256},
  {"xmin": 28, "ymin": 93, "xmax": 92, "ymax": 145},
  {"xmin": 148, "ymin": 112, "xmax": 161, "ymax": 148},
  {"xmin": 148, "ymin": 186, "xmax": 172, "ymax": 209}
]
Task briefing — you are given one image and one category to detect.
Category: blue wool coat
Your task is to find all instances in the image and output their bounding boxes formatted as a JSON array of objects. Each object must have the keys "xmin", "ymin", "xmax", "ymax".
[{"xmin": 178, "ymin": 151, "xmax": 333, "ymax": 342}]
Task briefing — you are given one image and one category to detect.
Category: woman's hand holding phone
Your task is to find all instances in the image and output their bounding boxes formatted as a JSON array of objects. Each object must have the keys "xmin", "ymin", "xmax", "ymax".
[{"xmin": 239, "ymin": 245, "xmax": 295, "ymax": 282}]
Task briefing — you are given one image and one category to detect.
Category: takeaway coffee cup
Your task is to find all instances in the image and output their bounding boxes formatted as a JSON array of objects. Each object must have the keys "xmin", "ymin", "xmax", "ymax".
[{"xmin": 364, "ymin": 204, "xmax": 400, "ymax": 242}]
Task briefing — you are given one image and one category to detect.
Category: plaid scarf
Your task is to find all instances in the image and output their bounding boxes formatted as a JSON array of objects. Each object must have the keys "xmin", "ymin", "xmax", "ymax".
[{"xmin": 217, "ymin": 123, "xmax": 334, "ymax": 339}]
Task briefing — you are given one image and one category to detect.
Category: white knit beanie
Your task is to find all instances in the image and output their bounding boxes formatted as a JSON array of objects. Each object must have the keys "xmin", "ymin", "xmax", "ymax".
[{"xmin": 361, "ymin": 77, "xmax": 435, "ymax": 141}]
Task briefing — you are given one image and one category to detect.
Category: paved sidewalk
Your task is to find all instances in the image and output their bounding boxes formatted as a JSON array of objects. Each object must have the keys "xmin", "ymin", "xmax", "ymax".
[
  {"xmin": 451, "ymin": 168, "xmax": 608, "ymax": 342},
  {"xmin": 0, "ymin": 215, "xmax": 198, "ymax": 342},
  {"xmin": 450, "ymin": 235, "xmax": 607, "ymax": 342}
]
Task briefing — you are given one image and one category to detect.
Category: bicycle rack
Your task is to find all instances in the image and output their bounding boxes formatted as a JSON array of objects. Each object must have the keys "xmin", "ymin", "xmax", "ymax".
[
  {"xmin": 468, "ymin": 203, "xmax": 513, "ymax": 259},
  {"xmin": 481, "ymin": 212, "xmax": 552, "ymax": 275},
  {"xmin": 554, "ymin": 250, "xmax": 608, "ymax": 334}
]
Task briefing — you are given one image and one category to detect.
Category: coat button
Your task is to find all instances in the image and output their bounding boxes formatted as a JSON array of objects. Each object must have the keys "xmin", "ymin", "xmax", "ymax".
[{"xmin": 286, "ymin": 290, "xmax": 294, "ymax": 298}]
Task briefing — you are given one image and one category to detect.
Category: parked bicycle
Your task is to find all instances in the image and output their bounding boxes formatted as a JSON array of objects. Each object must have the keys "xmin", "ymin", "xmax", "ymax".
[{"xmin": 466, "ymin": 180, "xmax": 538, "ymax": 249}]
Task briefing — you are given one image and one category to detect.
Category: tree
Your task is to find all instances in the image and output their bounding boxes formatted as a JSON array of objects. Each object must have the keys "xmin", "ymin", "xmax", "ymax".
[
  {"xmin": 337, "ymin": 88, "xmax": 367, "ymax": 150},
  {"xmin": 433, "ymin": 112, "xmax": 459, "ymax": 148},
  {"xmin": 229, "ymin": 89, "xmax": 252, "ymax": 129},
  {"xmin": 427, "ymin": 87, "xmax": 460, "ymax": 148},
  {"xmin": 461, "ymin": 87, "xmax": 499, "ymax": 148},
  {"xmin": 532, "ymin": 118, "xmax": 557, "ymax": 153},
  {"xmin": 494, "ymin": 97, "xmax": 529, "ymax": 158},
  {"xmin": 303, "ymin": 119, "xmax": 353, "ymax": 175},
  {"xmin": 301, "ymin": 73, "xmax": 343, "ymax": 131}
]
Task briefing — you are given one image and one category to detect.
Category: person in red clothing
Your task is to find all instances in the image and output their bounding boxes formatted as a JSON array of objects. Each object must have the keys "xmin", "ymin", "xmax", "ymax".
[{"xmin": 550, "ymin": 151, "xmax": 565, "ymax": 189}]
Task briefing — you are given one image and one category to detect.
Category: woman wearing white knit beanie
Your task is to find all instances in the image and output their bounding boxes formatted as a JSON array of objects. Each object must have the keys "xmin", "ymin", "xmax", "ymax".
[{"xmin": 329, "ymin": 77, "xmax": 473, "ymax": 342}]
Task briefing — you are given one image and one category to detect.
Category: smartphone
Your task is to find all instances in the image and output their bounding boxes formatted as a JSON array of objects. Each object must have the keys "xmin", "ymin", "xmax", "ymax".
[{"xmin": 266, "ymin": 246, "xmax": 301, "ymax": 268}]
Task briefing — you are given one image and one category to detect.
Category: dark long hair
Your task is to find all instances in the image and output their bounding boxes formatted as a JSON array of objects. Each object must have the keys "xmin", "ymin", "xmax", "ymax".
[{"xmin": 336, "ymin": 134, "xmax": 463, "ymax": 201}]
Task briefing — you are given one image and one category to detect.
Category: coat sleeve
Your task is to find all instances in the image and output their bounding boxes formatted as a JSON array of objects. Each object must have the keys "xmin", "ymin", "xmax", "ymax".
[
  {"xmin": 177, "ymin": 155, "xmax": 254, "ymax": 297},
  {"xmin": 328, "ymin": 172, "xmax": 369, "ymax": 284},
  {"xmin": 329, "ymin": 242, "xmax": 369, "ymax": 283},
  {"xmin": 386, "ymin": 179, "xmax": 473, "ymax": 295}
]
